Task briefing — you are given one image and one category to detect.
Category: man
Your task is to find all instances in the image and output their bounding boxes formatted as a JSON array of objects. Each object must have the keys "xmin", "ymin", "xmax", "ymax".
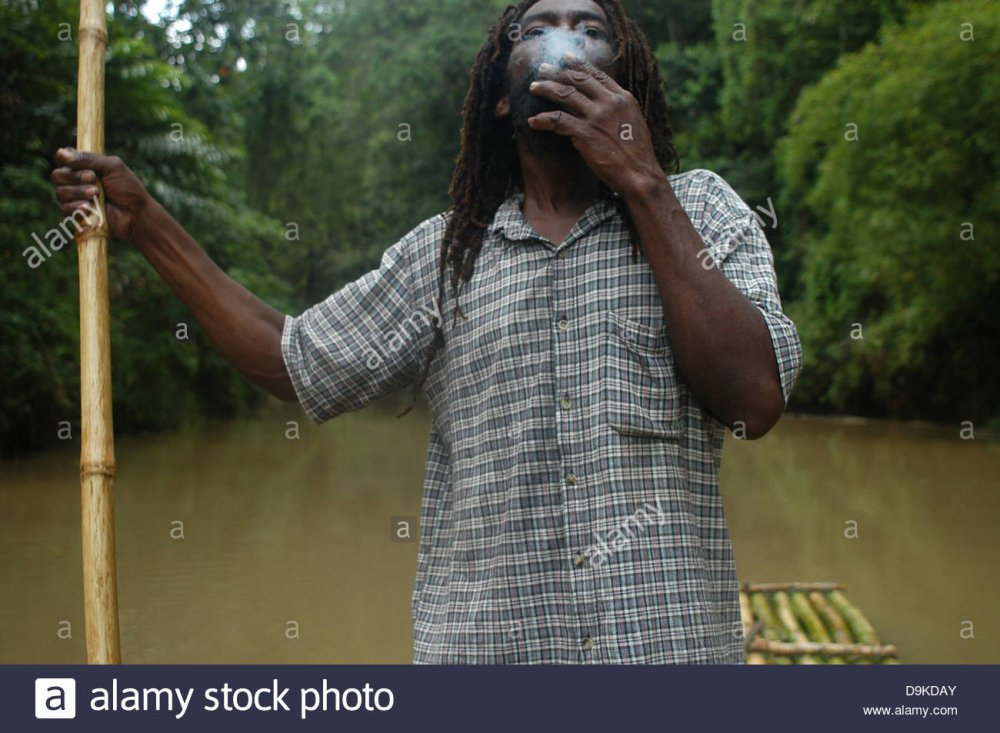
[{"xmin": 51, "ymin": 0, "xmax": 802, "ymax": 663}]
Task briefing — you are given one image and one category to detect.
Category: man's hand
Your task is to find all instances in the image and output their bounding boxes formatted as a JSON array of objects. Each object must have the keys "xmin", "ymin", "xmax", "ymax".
[
  {"xmin": 529, "ymin": 53, "xmax": 788, "ymax": 437},
  {"xmin": 51, "ymin": 147, "xmax": 296, "ymax": 401},
  {"xmin": 50, "ymin": 147, "xmax": 152, "ymax": 242},
  {"xmin": 526, "ymin": 52, "xmax": 662, "ymax": 198}
]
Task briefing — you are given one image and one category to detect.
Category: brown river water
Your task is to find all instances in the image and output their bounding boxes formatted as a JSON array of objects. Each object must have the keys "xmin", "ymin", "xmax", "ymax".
[{"xmin": 1, "ymin": 397, "xmax": 997, "ymax": 663}]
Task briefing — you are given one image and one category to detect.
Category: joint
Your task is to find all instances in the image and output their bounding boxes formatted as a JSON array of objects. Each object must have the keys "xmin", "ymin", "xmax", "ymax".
[
  {"xmin": 78, "ymin": 26, "xmax": 109, "ymax": 45},
  {"xmin": 80, "ymin": 461, "xmax": 116, "ymax": 479}
]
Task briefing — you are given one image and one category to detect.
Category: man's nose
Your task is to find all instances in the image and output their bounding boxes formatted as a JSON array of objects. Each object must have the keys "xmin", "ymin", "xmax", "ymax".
[
  {"xmin": 538, "ymin": 28, "xmax": 588, "ymax": 68},
  {"xmin": 554, "ymin": 27, "xmax": 587, "ymax": 48}
]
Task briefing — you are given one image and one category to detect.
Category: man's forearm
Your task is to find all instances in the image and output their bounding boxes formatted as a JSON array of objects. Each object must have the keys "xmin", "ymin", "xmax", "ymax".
[
  {"xmin": 621, "ymin": 176, "xmax": 784, "ymax": 438},
  {"xmin": 131, "ymin": 198, "xmax": 296, "ymax": 402}
]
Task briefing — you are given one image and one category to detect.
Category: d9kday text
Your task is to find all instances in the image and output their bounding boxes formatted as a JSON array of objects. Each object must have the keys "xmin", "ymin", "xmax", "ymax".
[{"xmin": 905, "ymin": 685, "xmax": 957, "ymax": 697}]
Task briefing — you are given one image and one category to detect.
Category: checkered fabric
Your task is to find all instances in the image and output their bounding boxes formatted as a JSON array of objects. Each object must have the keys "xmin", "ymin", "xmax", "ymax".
[{"xmin": 281, "ymin": 168, "xmax": 802, "ymax": 663}]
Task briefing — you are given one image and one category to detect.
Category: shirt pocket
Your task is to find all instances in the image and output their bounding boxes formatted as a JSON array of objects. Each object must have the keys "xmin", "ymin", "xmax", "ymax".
[{"xmin": 599, "ymin": 311, "xmax": 685, "ymax": 439}]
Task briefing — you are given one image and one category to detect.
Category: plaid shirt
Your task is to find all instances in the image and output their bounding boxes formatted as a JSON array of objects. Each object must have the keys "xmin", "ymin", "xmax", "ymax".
[{"xmin": 281, "ymin": 168, "xmax": 802, "ymax": 663}]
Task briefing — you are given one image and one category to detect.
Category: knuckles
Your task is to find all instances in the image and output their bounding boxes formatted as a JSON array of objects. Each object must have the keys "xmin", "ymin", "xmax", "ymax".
[{"xmin": 609, "ymin": 93, "xmax": 628, "ymax": 111}]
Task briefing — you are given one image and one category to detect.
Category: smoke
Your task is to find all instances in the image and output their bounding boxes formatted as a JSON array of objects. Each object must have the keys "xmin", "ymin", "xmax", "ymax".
[
  {"xmin": 505, "ymin": 29, "xmax": 593, "ymax": 158},
  {"xmin": 532, "ymin": 28, "xmax": 589, "ymax": 74}
]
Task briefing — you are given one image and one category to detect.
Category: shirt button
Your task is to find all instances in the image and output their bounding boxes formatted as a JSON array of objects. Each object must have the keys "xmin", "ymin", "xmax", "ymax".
[
  {"xmin": 558, "ymin": 318, "xmax": 569, "ymax": 331},
  {"xmin": 573, "ymin": 553, "xmax": 586, "ymax": 567},
  {"xmin": 565, "ymin": 473, "xmax": 577, "ymax": 485},
  {"xmin": 581, "ymin": 635, "xmax": 594, "ymax": 650},
  {"xmin": 560, "ymin": 395, "xmax": 572, "ymax": 410}
]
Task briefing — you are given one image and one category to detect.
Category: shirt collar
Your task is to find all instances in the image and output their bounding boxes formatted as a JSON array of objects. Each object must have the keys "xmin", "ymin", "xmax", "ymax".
[{"xmin": 488, "ymin": 191, "xmax": 621, "ymax": 246}]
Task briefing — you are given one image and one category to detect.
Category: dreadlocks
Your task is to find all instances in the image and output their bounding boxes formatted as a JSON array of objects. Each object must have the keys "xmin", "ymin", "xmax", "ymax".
[{"xmin": 396, "ymin": 0, "xmax": 678, "ymax": 418}]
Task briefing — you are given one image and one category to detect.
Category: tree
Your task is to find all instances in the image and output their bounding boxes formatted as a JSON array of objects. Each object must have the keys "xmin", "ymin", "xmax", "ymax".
[
  {"xmin": 777, "ymin": 0, "xmax": 999, "ymax": 421},
  {"xmin": 0, "ymin": 0, "xmax": 286, "ymax": 454}
]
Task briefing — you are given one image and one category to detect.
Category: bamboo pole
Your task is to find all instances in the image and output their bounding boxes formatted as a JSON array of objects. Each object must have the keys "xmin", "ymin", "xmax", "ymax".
[
  {"xmin": 748, "ymin": 593, "xmax": 783, "ymax": 642},
  {"xmin": 808, "ymin": 590, "xmax": 853, "ymax": 645},
  {"xmin": 747, "ymin": 639, "xmax": 898, "ymax": 660},
  {"xmin": 748, "ymin": 592, "xmax": 792, "ymax": 664},
  {"xmin": 744, "ymin": 586, "xmax": 899, "ymax": 664},
  {"xmin": 790, "ymin": 592, "xmax": 844, "ymax": 664},
  {"xmin": 741, "ymin": 582, "xmax": 844, "ymax": 593},
  {"xmin": 772, "ymin": 591, "xmax": 819, "ymax": 664},
  {"xmin": 738, "ymin": 590, "xmax": 754, "ymax": 640},
  {"xmin": 789, "ymin": 592, "xmax": 831, "ymax": 643},
  {"xmin": 76, "ymin": 0, "xmax": 121, "ymax": 665},
  {"xmin": 828, "ymin": 590, "xmax": 879, "ymax": 646}
]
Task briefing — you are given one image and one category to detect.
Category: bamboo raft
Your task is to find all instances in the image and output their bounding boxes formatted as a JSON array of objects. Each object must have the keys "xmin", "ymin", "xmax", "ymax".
[{"xmin": 740, "ymin": 582, "xmax": 899, "ymax": 664}]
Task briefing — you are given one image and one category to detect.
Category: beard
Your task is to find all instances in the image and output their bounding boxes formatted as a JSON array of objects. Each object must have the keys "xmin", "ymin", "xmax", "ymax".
[{"xmin": 506, "ymin": 67, "xmax": 577, "ymax": 160}]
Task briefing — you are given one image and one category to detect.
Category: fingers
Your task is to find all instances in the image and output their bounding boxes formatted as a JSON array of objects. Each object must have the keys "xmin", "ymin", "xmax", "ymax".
[
  {"xmin": 566, "ymin": 51, "xmax": 620, "ymax": 84},
  {"xmin": 55, "ymin": 184, "xmax": 100, "ymax": 219},
  {"xmin": 528, "ymin": 53, "xmax": 621, "ymax": 133},
  {"xmin": 53, "ymin": 146, "xmax": 120, "ymax": 175},
  {"xmin": 53, "ymin": 146, "xmax": 76, "ymax": 165},
  {"xmin": 50, "ymin": 166, "xmax": 98, "ymax": 185},
  {"xmin": 563, "ymin": 52, "xmax": 619, "ymax": 92},
  {"xmin": 527, "ymin": 109, "xmax": 582, "ymax": 136},
  {"xmin": 536, "ymin": 62, "xmax": 603, "ymax": 103},
  {"xmin": 55, "ymin": 184, "xmax": 99, "ymax": 204},
  {"xmin": 540, "ymin": 55, "xmax": 617, "ymax": 102},
  {"xmin": 58, "ymin": 199, "xmax": 98, "ymax": 218},
  {"xmin": 529, "ymin": 78, "xmax": 595, "ymax": 117}
]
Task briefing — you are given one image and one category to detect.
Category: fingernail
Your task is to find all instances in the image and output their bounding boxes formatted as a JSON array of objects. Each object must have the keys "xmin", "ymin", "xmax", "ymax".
[
  {"xmin": 86, "ymin": 187, "xmax": 97, "ymax": 197},
  {"xmin": 539, "ymin": 62, "xmax": 553, "ymax": 72},
  {"xmin": 564, "ymin": 51, "xmax": 577, "ymax": 61}
]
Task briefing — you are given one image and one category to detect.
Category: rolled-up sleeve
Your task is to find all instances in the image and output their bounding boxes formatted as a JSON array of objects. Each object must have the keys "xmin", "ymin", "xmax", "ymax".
[
  {"xmin": 699, "ymin": 172, "xmax": 803, "ymax": 404},
  {"xmin": 281, "ymin": 228, "xmax": 431, "ymax": 424}
]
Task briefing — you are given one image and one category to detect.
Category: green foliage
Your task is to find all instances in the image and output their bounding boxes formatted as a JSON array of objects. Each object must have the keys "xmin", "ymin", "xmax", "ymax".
[
  {"xmin": 712, "ymin": 0, "xmax": 919, "ymax": 153},
  {"xmin": 0, "ymin": 0, "xmax": 287, "ymax": 455},
  {"xmin": 621, "ymin": 0, "xmax": 713, "ymax": 49},
  {"xmin": 242, "ymin": 0, "xmax": 507, "ymax": 298},
  {"xmin": 684, "ymin": 0, "xmax": 932, "ymax": 287},
  {"xmin": 656, "ymin": 40, "xmax": 727, "ymax": 172},
  {"xmin": 777, "ymin": 0, "xmax": 999, "ymax": 420},
  {"xmin": 2, "ymin": 0, "xmax": 996, "ymax": 454}
]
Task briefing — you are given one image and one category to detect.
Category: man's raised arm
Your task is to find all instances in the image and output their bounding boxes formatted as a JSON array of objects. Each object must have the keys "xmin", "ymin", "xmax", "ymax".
[{"xmin": 50, "ymin": 147, "xmax": 296, "ymax": 402}]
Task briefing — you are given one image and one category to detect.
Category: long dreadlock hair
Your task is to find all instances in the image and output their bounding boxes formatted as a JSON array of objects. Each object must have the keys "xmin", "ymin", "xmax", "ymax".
[{"xmin": 396, "ymin": 0, "xmax": 679, "ymax": 418}]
